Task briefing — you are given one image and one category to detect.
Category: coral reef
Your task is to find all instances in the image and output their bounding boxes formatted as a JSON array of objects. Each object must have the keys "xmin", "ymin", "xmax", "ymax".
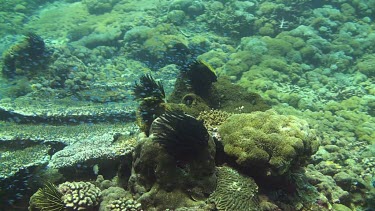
[
  {"xmin": 218, "ymin": 110, "xmax": 320, "ymax": 176},
  {"xmin": 129, "ymin": 113, "xmax": 216, "ymax": 210},
  {"xmin": 209, "ymin": 166, "xmax": 259, "ymax": 211},
  {"xmin": 29, "ymin": 181, "xmax": 102, "ymax": 211},
  {"xmin": 82, "ymin": 0, "xmax": 120, "ymax": 14},
  {"xmin": 99, "ymin": 187, "xmax": 141, "ymax": 211},
  {"xmin": 0, "ymin": 96, "xmax": 135, "ymax": 124},
  {"xmin": 1, "ymin": 0, "xmax": 374, "ymax": 210},
  {"xmin": 168, "ymin": 61, "xmax": 269, "ymax": 116},
  {"xmin": 58, "ymin": 181, "xmax": 102, "ymax": 210},
  {"xmin": 125, "ymin": 25, "xmax": 190, "ymax": 68},
  {"xmin": 305, "ymin": 165, "xmax": 350, "ymax": 204},
  {"xmin": 212, "ymin": 76, "xmax": 271, "ymax": 113},
  {"xmin": 104, "ymin": 198, "xmax": 141, "ymax": 211},
  {"xmin": 2, "ymin": 32, "xmax": 51, "ymax": 79},
  {"xmin": 0, "ymin": 136, "xmax": 61, "ymax": 208},
  {"xmin": 356, "ymin": 54, "xmax": 375, "ymax": 78},
  {"xmin": 197, "ymin": 109, "xmax": 232, "ymax": 132}
]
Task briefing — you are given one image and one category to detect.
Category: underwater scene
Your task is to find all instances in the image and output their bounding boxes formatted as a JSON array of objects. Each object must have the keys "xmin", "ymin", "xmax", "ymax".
[{"xmin": 0, "ymin": 0, "xmax": 374, "ymax": 210}]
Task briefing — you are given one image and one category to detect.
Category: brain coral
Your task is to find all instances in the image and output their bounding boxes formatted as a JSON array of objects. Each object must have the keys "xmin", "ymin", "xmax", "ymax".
[
  {"xmin": 218, "ymin": 110, "xmax": 319, "ymax": 176},
  {"xmin": 209, "ymin": 166, "xmax": 259, "ymax": 211}
]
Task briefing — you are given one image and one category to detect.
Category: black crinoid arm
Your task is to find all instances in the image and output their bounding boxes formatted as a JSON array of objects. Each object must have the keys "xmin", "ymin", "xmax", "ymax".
[
  {"xmin": 26, "ymin": 32, "xmax": 46, "ymax": 55},
  {"xmin": 150, "ymin": 111, "xmax": 209, "ymax": 160},
  {"xmin": 132, "ymin": 74, "xmax": 165, "ymax": 101},
  {"xmin": 184, "ymin": 60, "xmax": 217, "ymax": 95}
]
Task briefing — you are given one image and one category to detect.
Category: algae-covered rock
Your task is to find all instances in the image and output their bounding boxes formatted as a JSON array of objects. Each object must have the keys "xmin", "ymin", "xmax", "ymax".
[
  {"xmin": 332, "ymin": 204, "xmax": 352, "ymax": 211},
  {"xmin": 99, "ymin": 187, "xmax": 141, "ymax": 211},
  {"xmin": 218, "ymin": 110, "xmax": 320, "ymax": 176},
  {"xmin": 2, "ymin": 33, "xmax": 51, "ymax": 79},
  {"xmin": 141, "ymin": 34, "xmax": 190, "ymax": 68},
  {"xmin": 167, "ymin": 10, "xmax": 186, "ymax": 25},
  {"xmin": 305, "ymin": 165, "xmax": 350, "ymax": 204},
  {"xmin": 129, "ymin": 113, "xmax": 217, "ymax": 210},
  {"xmin": 212, "ymin": 76, "xmax": 271, "ymax": 113},
  {"xmin": 356, "ymin": 54, "xmax": 375, "ymax": 78},
  {"xmin": 82, "ymin": 0, "xmax": 120, "ymax": 14}
]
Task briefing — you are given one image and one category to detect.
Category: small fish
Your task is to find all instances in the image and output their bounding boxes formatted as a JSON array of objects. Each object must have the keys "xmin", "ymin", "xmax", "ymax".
[{"xmin": 93, "ymin": 164, "xmax": 99, "ymax": 175}]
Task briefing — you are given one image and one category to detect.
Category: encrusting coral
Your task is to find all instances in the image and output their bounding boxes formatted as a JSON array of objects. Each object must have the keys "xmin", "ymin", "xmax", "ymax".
[{"xmin": 218, "ymin": 109, "xmax": 320, "ymax": 176}]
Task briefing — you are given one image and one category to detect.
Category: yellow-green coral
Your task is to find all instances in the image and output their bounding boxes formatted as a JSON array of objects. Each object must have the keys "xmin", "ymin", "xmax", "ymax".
[
  {"xmin": 197, "ymin": 109, "xmax": 232, "ymax": 131},
  {"xmin": 58, "ymin": 181, "xmax": 101, "ymax": 210},
  {"xmin": 218, "ymin": 110, "xmax": 319, "ymax": 176},
  {"xmin": 356, "ymin": 54, "xmax": 375, "ymax": 78}
]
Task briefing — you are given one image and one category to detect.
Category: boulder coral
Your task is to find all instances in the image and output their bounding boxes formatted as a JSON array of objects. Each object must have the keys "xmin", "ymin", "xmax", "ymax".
[
  {"xmin": 218, "ymin": 110, "xmax": 320, "ymax": 176},
  {"xmin": 209, "ymin": 166, "xmax": 259, "ymax": 211}
]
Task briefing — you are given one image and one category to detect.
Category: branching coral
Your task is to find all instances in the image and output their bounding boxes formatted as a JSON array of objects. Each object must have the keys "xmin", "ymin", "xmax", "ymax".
[
  {"xmin": 99, "ymin": 186, "xmax": 142, "ymax": 211},
  {"xmin": 197, "ymin": 109, "xmax": 232, "ymax": 132},
  {"xmin": 105, "ymin": 198, "xmax": 141, "ymax": 211},
  {"xmin": 58, "ymin": 181, "xmax": 101, "ymax": 210}
]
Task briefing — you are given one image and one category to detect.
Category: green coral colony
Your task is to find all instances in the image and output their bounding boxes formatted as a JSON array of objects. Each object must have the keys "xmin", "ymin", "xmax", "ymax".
[{"xmin": 0, "ymin": 0, "xmax": 374, "ymax": 211}]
